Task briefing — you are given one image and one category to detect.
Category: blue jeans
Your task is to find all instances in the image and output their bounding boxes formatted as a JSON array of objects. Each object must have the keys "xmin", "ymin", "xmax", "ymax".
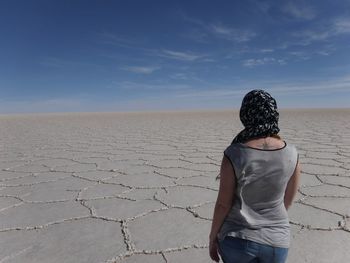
[{"xmin": 218, "ymin": 236, "xmax": 288, "ymax": 263}]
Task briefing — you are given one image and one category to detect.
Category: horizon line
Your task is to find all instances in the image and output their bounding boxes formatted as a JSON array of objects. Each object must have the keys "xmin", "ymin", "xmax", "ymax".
[{"xmin": 1, "ymin": 107, "xmax": 350, "ymax": 116}]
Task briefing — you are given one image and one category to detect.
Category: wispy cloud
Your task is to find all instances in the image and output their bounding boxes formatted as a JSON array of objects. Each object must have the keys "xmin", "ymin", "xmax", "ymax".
[
  {"xmin": 181, "ymin": 13, "xmax": 255, "ymax": 43},
  {"xmin": 287, "ymin": 43, "xmax": 335, "ymax": 61},
  {"xmin": 168, "ymin": 72, "xmax": 206, "ymax": 82},
  {"xmin": 40, "ymin": 57, "xmax": 101, "ymax": 69},
  {"xmin": 251, "ymin": 0, "xmax": 271, "ymax": 14},
  {"xmin": 98, "ymin": 31, "xmax": 207, "ymax": 63},
  {"xmin": 98, "ymin": 31, "xmax": 208, "ymax": 63},
  {"xmin": 110, "ymin": 81, "xmax": 192, "ymax": 91},
  {"xmin": 266, "ymin": 75, "xmax": 350, "ymax": 96},
  {"xmin": 334, "ymin": 18, "xmax": 350, "ymax": 34},
  {"xmin": 260, "ymin": 48, "xmax": 274, "ymax": 53},
  {"xmin": 288, "ymin": 51, "xmax": 311, "ymax": 60},
  {"xmin": 169, "ymin": 73, "xmax": 189, "ymax": 80},
  {"xmin": 208, "ymin": 23, "xmax": 256, "ymax": 42},
  {"xmin": 282, "ymin": 2, "xmax": 316, "ymax": 20},
  {"xmin": 172, "ymin": 74, "xmax": 350, "ymax": 102},
  {"xmin": 224, "ymin": 47, "xmax": 275, "ymax": 59},
  {"xmin": 291, "ymin": 29, "xmax": 331, "ymax": 45},
  {"xmin": 242, "ymin": 57, "xmax": 286, "ymax": 67},
  {"xmin": 174, "ymin": 88, "xmax": 246, "ymax": 99},
  {"xmin": 3, "ymin": 75, "xmax": 350, "ymax": 113},
  {"xmin": 158, "ymin": 49, "xmax": 204, "ymax": 61},
  {"xmin": 97, "ymin": 31, "xmax": 157, "ymax": 56},
  {"xmin": 180, "ymin": 28, "xmax": 209, "ymax": 43},
  {"xmin": 97, "ymin": 32, "xmax": 138, "ymax": 48},
  {"xmin": 121, "ymin": 66, "xmax": 160, "ymax": 74},
  {"xmin": 287, "ymin": 17, "xmax": 350, "ymax": 47}
]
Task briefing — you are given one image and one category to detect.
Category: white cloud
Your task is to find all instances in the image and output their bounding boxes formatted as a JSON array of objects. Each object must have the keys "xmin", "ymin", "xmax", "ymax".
[
  {"xmin": 334, "ymin": 18, "xmax": 350, "ymax": 34},
  {"xmin": 114, "ymin": 81, "xmax": 192, "ymax": 91},
  {"xmin": 98, "ymin": 32, "xmax": 207, "ymax": 62},
  {"xmin": 174, "ymin": 88, "xmax": 245, "ymax": 99},
  {"xmin": 209, "ymin": 23, "xmax": 256, "ymax": 42},
  {"xmin": 260, "ymin": 49, "xmax": 274, "ymax": 53},
  {"xmin": 282, "ymin": 2, "xmax": 316, "ymax": 20},
  {"xmin": 288, "ymin": 51, "xmax": 311, "ymax": 60},
  {"xmin": 252, "ymin": 0, "xmax": 271, "ymax": 14},
  {"xmin": 121, "ymin": 66, "xmax": 160, "ymax": 74},
  {"xmin": 288, "ymin": 17, "xmax": 350, "ymax": 47},
  {"xmin": 182, "ymin": 14, "xmax": 255, "ymax": 43},
  {"xmin": 180, "ymin": 28, "xmax": 209, "ymax": 43},
  {"xmin": 242, "ymin": 57, "xmax": 286, "ymax": 67},
  {"xmin": 268, "ymin": 76, "xmax": 350, "ymax": 96},
  {"xmin": 173, "ymin": 74, "xmax": 350, "ymax": 102},
  {"xmin": 159, "ymin": 50, "xmax": 203, "ymax": 61},
  {"xmin": 97, "ymin": 32, "xmax": 137, "ymax": 48},
  {"xmin": 170, "ymin": 73, "xmax": 188, "ymax": 80},
  {"xmin": 316, "ymin": 50, "xmax": 331, "ymax": 56},
  {"xmin": 255, "ymin": 74, "xmax": 350, "ymax": 96},
  {"xmin": 291, "ymin": 29, "xmax": 331, "ymax": 45},
  {"xmin": 3, "ymin": 75, "xmax": 350, "ymax": 113}
]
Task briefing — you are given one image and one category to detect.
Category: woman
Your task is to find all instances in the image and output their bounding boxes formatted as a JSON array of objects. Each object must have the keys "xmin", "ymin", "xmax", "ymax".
[{"xmin": 209, "ymin": 90, "xmax": 301, "ymax": 263}]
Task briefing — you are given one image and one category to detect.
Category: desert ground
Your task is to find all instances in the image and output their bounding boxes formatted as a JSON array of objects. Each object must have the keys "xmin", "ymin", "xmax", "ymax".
[{"xmin": 0, "ymin": 109, "xmax": 350, "ymax": 263}]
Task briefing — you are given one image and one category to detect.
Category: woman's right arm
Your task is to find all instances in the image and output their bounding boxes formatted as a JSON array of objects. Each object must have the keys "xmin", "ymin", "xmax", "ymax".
[{"xmin": 284, "ymin": 161, "xmax": 301, "ymax": 210}]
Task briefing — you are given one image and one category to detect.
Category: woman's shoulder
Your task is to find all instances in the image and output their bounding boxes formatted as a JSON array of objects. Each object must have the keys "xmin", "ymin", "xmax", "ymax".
[
  {"xmin": 223, "ymin": 142, "xmax": 242, "ymax": 156},
  {"xmin": 224, "ymin": 139, "xmax": 298, "ymax": 154},
  {"xmin": 285, "ymin": 142, "xmax": 299, "ymax": 157},
  {"xmin": 284, "ymin": 141, "xmax": 298, "ymax": 151}
]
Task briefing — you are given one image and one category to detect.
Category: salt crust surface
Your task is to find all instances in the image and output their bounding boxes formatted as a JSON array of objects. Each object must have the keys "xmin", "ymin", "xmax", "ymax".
[{"xmin": 0, "ymin": 109, "xmax": 349, "ymax": 262}]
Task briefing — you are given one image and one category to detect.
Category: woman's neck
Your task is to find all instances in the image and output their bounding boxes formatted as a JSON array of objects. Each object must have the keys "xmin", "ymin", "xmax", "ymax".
[{"xmin": 244, "ymin": 136, "xmax": 284, "ymax": 150}]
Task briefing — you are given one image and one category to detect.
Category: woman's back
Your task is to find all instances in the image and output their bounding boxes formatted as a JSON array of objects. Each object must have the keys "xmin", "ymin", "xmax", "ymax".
[
  {"xmin": 217, "ymin": 139, "xmax": 298, "ymax": 248},
  {"xmin": 209, "ymin": 90, "xmax": 301, "ymax": 263},
  {"xmin": 236, "ymin": 138, "xmax": 295, "ymax": 205},
  {"xmin": 244, "ymin": 136, "xmax": 285, "ymax": 150}
]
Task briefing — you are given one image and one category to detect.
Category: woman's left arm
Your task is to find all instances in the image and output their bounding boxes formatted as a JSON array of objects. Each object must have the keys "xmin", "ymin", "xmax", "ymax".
[{"xmin": 209, "ymin": 155, "xmax": 236, "ymax": 261}]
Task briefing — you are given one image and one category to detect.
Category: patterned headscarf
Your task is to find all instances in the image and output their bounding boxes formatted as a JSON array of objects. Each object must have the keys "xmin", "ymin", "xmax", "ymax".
[{"xmin": 231, "ymin": 89, "xmax": 280, "ymax": 144}]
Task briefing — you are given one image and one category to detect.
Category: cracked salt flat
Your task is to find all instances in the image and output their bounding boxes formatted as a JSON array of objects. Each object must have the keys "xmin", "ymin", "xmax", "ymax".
[
  {"xmin": 156, "ymin": 185, "xmax": 217, "ymax": 207},
  {"xmin": 0, "ymin": 201, "xmax": 89, "ymax": 230},
  {"xmin": 0, "ymin": 172, "xmax": 70, "ymax": 186},
  {"xmin": 0, "ymin": 109, "xmax": 350, "ymax": 262},
  {"xmin": 302, "ymin": 197, "xmax": 350, "ymax": 217},
  {"xmin": 128, "ymin": 208, "xmax": 210, "ymax": 251},
  {"xmin": 103, "ymin": 173, "xmax": 176, "ymax": 188},
  {"xmin": 85, "ymin": 198, "xmax": 166, "ymax": 220},
  {"xmin": 0, "ymin": 218, "xmax": 126, "ymax": 263}
]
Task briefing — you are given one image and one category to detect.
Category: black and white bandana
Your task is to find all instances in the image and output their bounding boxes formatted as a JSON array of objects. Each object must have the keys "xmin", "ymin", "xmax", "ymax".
[{"xmin": 231, "ymin": 89, "xmax": 280, "ymax": 144}]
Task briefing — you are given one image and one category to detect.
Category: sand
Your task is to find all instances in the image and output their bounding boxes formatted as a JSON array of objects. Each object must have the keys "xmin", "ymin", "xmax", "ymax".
[{"xmin": 0, "ymin": 109, "xmax": 349, "ymax": 262}]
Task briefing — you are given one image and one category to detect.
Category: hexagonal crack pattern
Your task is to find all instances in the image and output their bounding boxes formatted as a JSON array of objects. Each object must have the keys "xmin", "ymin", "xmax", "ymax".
[{"xmin": 0, "ymin": 110, "xmax": 350, "ymax": 262}]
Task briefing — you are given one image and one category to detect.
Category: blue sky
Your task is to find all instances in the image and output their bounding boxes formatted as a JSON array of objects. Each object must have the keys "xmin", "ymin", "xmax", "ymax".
[{"xmin": 1, "ymin": 0, "xmax": 350, "ymax": 113}]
